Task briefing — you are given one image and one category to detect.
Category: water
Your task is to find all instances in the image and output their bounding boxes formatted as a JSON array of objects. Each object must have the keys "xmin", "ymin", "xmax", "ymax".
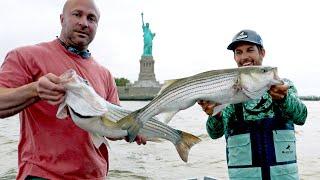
[{"xmin": 0, "ymin": 101, "xmax": 319, "ymax": 180}]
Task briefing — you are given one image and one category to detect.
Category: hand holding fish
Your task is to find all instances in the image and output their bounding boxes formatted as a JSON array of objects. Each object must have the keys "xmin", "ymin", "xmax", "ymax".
[
  {"xmin": 134, "ymin": 135, "xmax": 147, "ymax": 145},
  {"xmin": 269, "ymin": 84, "xmax": 289, "ymax": 100},
  {"xmin": 197, "ymin": 100, "xmax": 221, "ymax": 117},
  {"xmin": 56, "ymin": 70, "xmax": 199, "ymax": 162},
  {"xmin": 36, "ymin": 73, "xmax": 66, "ymax": 105},
  {"xmin": 106, "ymin": 135, "xmax": 146, "ymax": 145},
  {"xmin": 125, "ymin": 135, "xmax": 147, "ymax": 145}
]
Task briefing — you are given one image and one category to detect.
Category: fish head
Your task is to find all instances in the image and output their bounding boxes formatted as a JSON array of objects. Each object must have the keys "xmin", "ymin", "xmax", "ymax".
[
  {"xmin": 239, "ymin": 66, "xmax": 283, "ymax": 99},
  {"xmin": 58, "ymin": 69, "xmax": 110, "ymax": 117}
]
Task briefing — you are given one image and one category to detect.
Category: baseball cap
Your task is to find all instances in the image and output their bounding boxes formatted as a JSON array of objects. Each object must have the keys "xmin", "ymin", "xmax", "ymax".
[{"xmin": 227, "ymin": 29, "xmax": 263, "ymax": 50}]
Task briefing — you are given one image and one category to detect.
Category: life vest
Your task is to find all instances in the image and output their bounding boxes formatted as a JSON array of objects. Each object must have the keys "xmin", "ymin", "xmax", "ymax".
[{"xmin": 225, "ymin": 103, "xmax": 299, "ymax": 180}]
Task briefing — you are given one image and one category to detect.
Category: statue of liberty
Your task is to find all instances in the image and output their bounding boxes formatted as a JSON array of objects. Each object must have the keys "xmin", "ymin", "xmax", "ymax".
[{"xmin": 141, "ymin": 12, "xmax": 156, "ymax": 56}]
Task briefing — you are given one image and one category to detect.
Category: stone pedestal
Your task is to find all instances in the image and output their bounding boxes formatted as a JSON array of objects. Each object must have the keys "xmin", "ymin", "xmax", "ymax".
[{"xmin": 133, "ymin": 56, "xmax": 160, "ymax": 87}]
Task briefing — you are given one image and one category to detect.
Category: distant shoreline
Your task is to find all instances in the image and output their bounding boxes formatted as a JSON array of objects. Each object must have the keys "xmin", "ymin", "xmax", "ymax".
[
  {"xmin": 117, "ymin": 85, "xmax": 319, "ymax": 101},
  {"xmin": 119, "ymin": 95, "xmax": 320, "ymax": 101},
  {"xmin": 299, "ymin": 96, "xmax": 320, "ymax": 101}
]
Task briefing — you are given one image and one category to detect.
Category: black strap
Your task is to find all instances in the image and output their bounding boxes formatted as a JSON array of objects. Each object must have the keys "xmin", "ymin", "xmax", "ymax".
[{"xmin": 234, "ymin": 103, "xmax": 244, "ymax": 122}]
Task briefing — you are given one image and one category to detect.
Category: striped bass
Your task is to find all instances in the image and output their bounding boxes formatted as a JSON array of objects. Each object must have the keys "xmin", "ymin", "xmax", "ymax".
[
  {"xmin": 57, "ymin": 70, "xmax": 201, "ymax": 162},
  {"xmin": 117, "ymin": 66, "xmax": 283, "ymax": 142}
]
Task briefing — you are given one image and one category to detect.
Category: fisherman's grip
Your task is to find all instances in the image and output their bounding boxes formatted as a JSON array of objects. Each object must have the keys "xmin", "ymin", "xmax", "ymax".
[{"xmin": 118, "ymin": 113, "xmax": 143, "ymax": 142}]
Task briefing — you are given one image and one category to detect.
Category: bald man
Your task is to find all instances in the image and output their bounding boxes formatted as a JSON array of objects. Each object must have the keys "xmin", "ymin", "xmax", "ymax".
[{"xmin": 0, "ymin": 0, "xmax": 144, "ymax": 179}]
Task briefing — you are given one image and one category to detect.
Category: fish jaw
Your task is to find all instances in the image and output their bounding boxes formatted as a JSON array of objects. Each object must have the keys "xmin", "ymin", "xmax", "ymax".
[{"xmin": 117, "ymin": 111, "xmax": 143, "ymax": 142}]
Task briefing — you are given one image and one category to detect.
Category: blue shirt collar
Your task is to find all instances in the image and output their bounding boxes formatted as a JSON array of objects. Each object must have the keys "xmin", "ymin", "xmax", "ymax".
[{"xmin": 57, "ymin": 37, "xmax": 91, "ymax": 59}]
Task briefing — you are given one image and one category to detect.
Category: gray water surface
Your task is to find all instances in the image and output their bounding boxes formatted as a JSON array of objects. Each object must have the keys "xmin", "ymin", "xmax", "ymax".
[{"xmin": 0, "ymin": 101, "xmax": 319, "ymax": 180}]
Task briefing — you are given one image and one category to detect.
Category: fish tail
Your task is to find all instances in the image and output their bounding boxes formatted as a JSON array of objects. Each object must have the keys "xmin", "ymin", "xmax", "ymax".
[
  {"xmin": 117, "ymin": 111, "xmax": 142, "ymax": 142},
  {"xmin": 101, "ymin": 116, "xmax": 119, "ymax": 128},
  {"xmin": 175, "ymin": 131, "xmax": 201, "ymax": 162}
]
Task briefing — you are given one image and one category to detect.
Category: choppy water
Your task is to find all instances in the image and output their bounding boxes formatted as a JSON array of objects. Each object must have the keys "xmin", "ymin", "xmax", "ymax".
[{"xmin": 0, "ymin": 101, "xmax": 319, "ymax": 180}]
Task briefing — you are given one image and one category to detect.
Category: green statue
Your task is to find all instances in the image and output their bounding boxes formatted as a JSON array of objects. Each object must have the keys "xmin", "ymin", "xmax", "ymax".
[{"xmin": 141, "ymin": 12, "xmax": 156, "ymax": 56}]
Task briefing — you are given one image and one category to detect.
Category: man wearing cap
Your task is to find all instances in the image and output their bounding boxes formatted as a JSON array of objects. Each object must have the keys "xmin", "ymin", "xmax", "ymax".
[{"xmin": 198, "ymin": 30, "xmax": 307, "ymax": 179}]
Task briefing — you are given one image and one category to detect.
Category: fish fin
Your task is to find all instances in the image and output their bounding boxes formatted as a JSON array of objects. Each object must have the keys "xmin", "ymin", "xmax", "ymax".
[
  {"xmin": 117, "ymin": 110, "xmax": 143, "ymax": 143},
  {"xmin": 101, "ymin": 115, "xmax": 119, "ymax": 128},
  {"xmin": 89, "ymin": 133, "xmax": 105, "ymax": 147},
  {"xmin": 162, "ymin": 111, "xmax": 179, "ymax": 124},
  {"xmin": 271, "ymin": 79, "xmax": 284, "ymax": 85},
  {"xmin": 90, "ymin": 134, "xmax": 111, "ymax": 149},
  {"xmin": 175, "ymin": 131, "xmax": 201, "ymax": 162},
  {"xmin": 56, "ymin": 101, "xmax": 68, "ymax": 119},
  {"xmin": 102, "ymin": 136, "xmax": 111, "ymax": 149},
  {"xmin": 157, "ymin": 79, "xmax": 179, "ymax": 95},
  {"xmin": 211, "ymin": 104, "xmax": 228, "ymax": 116}
]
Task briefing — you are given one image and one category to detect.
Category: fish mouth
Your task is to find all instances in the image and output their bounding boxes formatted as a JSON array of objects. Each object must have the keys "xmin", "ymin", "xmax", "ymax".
[{"xmin": 69, "ymin": 107, "xmax": 93, "ymax": 118}]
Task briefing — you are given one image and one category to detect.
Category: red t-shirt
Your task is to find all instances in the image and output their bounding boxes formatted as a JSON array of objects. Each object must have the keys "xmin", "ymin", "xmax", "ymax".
[{"xmin": 0, "ymin": 40, "xmax": 120, "ymax": 180}]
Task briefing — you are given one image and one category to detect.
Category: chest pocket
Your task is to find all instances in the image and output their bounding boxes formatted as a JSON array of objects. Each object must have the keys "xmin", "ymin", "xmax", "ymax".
[
  {"xmin": 227, "ymin": 133, "xmax": 252, "ymax": 166},
  {"xmin": 273, "ymin": 130, "xmax": 297, "ymax": 163}
]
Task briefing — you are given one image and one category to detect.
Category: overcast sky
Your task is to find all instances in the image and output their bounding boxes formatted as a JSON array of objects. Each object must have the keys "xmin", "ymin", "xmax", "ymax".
[{"xmin": 0, "ymin": 0, "xmax": 319, "ymax": 95}]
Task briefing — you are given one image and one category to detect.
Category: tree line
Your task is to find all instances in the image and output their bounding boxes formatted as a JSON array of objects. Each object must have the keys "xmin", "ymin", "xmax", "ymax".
[{"xmin": 115, "ymin": 77, "xmax": 130, "ymax": 86}]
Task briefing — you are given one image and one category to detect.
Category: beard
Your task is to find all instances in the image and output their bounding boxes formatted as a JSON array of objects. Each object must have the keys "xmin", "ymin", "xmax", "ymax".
[{"xmin": 61, "ymin": 28, "xmax": 95, "ymax": 50}]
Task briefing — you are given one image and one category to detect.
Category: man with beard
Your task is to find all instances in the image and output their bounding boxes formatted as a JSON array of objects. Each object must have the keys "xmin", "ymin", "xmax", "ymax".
[{"xmin": 198, "ymin": 30, "xmax": 307, "ymax": 180}]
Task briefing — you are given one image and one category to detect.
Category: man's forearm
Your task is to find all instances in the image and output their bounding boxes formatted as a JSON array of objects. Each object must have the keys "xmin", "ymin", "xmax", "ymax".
[
  {"xmin": 0, "ymin": 82, "xmax": 38, "ymax": 118},
  {"xmin": 0, "ymin": 97, "xmax": 40, "ymax": 118},
  {"xmin": 206, "ymin": 115, "xmax": 224, "ymax": 139},
  {"xmin": 281, "ymin": 94, "xmax": 307, "ymax": 125}
]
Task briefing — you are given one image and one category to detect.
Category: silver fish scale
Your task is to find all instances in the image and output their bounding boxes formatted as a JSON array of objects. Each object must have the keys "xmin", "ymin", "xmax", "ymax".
[
  {"xmin": 140, "ymin": 120, "xmax": 181, "ymax": 143},
  {"xmin": 140, "ymin": 72, "xmax": 237, "ymax": 114},
  {"xmin": 244, "ymin": 85, "xmax": 268, "ymax": 99},
  {"xmin": 105, "ymin": 103, "xmax": 181, "ymax": 142},
  {"xmin": 138, "ymin": 71, "xmax": 239, "ymax": 122}
]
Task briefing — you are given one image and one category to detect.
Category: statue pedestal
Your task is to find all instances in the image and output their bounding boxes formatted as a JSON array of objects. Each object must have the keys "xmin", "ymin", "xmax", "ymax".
[{"xmin": 133, "ymin": 56, "xmax": 160, "ymax": 88}]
